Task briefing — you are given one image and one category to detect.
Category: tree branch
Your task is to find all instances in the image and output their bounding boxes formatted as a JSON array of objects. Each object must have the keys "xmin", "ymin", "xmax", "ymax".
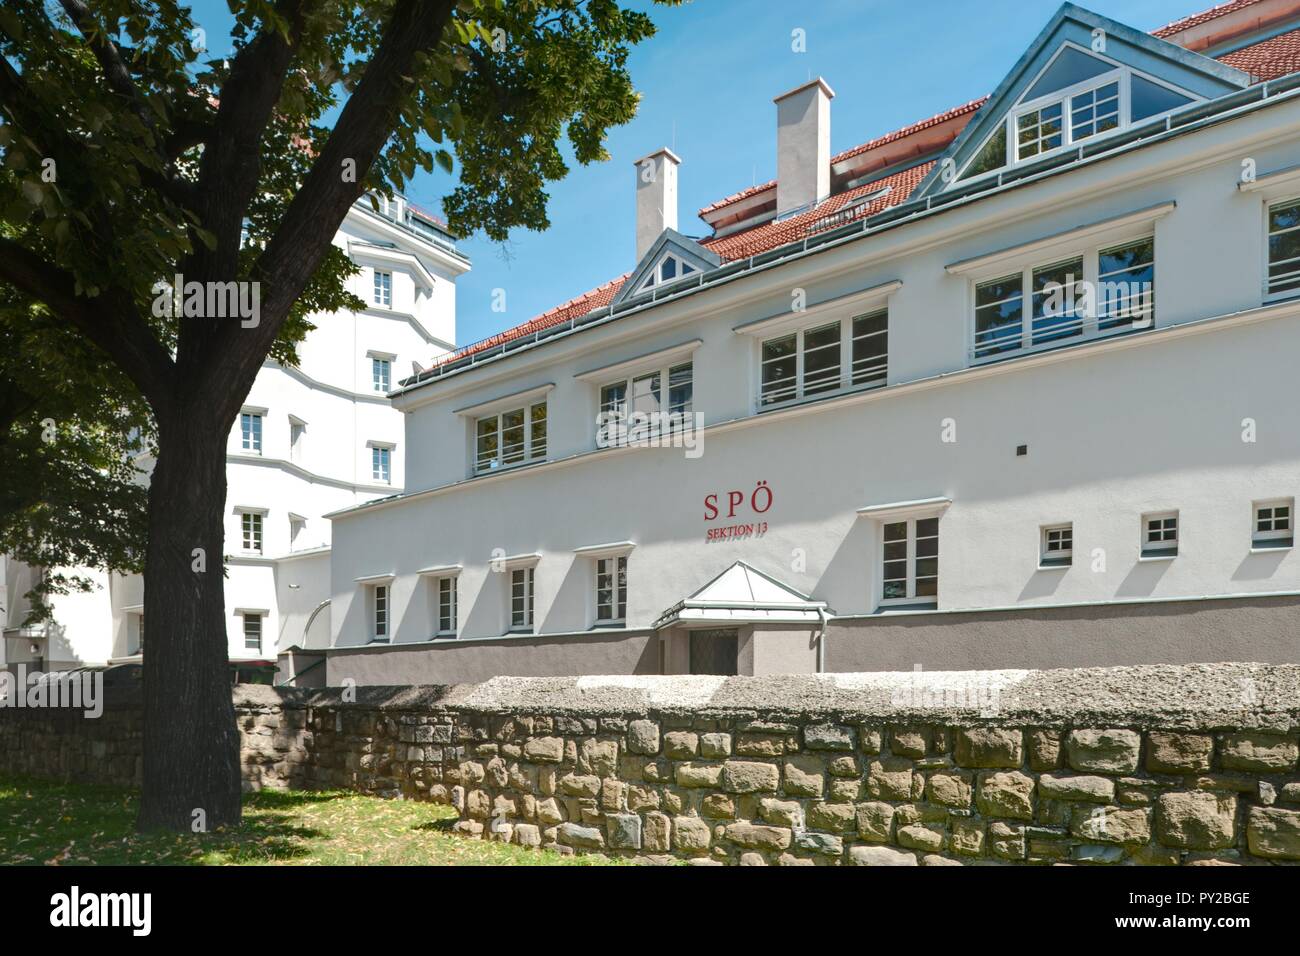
[
  {"xmin": 58, "ymin": 0, "xmax": 151, "ymax": 126},
  {"xmin": 0, "ymin": 237, "xmax": 174, "ymax": 405}
]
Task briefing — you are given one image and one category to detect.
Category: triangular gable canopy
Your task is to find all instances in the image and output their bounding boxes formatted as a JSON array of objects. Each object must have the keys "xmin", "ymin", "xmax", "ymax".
[
  {"xmin": 653, "ymin": 561, "xmax": 829, "ymax": 630},
  {"xmin": 614, "ymin": 227, "xmax": 723, "ymax": 305},
  {"xmin": 915, "ymin": 2, "xmax": 1252, "ymax": 198}
]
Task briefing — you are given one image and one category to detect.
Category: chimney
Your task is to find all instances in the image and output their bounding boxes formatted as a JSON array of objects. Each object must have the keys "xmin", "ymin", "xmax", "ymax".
[
  {"xmin": 774, "ymin": 77, "xmax": 834, "ymax": 217},
  {"xmin": 633, "ymin": 147, "xmax": 680, "ymax": 262}
]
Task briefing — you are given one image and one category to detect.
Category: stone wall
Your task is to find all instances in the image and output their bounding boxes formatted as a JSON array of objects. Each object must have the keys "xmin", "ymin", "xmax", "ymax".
[{"xmin": 3, "ymin": 664, "xmax": 1300, "ymax": 865}]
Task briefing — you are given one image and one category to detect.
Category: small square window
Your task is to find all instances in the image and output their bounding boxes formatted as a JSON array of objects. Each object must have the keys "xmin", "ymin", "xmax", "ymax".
[
  {"xmin": 1040, "ymin": 523, "xmax": 1073, "ymax": 568},
  {"xmin": 1252, "ymin": 499, "xmax": 1294, "ymax": 549},
  {"xmin": 1141, "ymin": 511, "xmax": 1179, "ymax": 558}
]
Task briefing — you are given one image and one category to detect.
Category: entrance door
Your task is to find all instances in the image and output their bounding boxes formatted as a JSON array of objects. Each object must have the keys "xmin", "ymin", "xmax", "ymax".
[{"xmin": 689, "ymin": 628, "xmax": 739, "ymax": 675}]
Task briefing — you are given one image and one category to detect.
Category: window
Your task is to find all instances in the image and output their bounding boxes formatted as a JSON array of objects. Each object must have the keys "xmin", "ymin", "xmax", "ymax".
[
  {"xmin": 437, "ymin": 577, "xmax": 457, "ymax": 636},
  {"xmin": 1040, "ymin": 523, "xmax": 1073, "ymax": 568},
  {"xmin": 240, "ymin": 511, "xmax": 263, "ymax": 553},
  {"xmin": 1253, "ymin": 499, "xmax": 1293, "ymax": 549},
  {"xmin": 881, "ymin": 517, "xmax": 939, "ymax": 606},
  {"xmin": 760, "ymin": 310, "xmax": 889, "ymax": 407},
  {"xmin": 972, "ymin": 237, "xmax": 1154, "ymax": 361},
  {"xmin": 598, "ymin": 362, "xmax": 693, "ymax": 446},
  {"xmin": 240, "ymin": 412, "xmax": 262, "ymax": 454},
  {"xmin": 596, "ymin": 556, "xmax": 627, "ymax": 623},
  {"xmin": 1267, "ymin": 198, "xmax": 1300, "ymax": 297},
  {"xmin": 957, "ymin": 48, "xmax": 1194, "ymax": 182},
  {"xmin": 289, "ymin": 418, "xmax": 306, "ymax": 463},
  {"xmin": 289, "ymin": 515, "xmax": 306, "ymax": 550},
  {"xmin": 1142, "ymin": 512, "xmax": 1178, "ymax": 558},
  {"xmin": 372, "ymin": 356, "xmax": 392, "ymax": 392},
  {"xmin": 373, "ymin": 585, "xmax": 389, "ymax": 641},
  {"xmin": 371, "ymin": 445, "xmax": 392, "ymax": 483},
  {"xmin": 475, "ymin": 401, "xmax": 547, "ymax": 473},
  {"xmin": 131, "ymin": 613, "xmax": 145, "ymax": 655},
  {"xmin": 373, "ymin": 270, "xmax": 392, "ymax": 307},
  {"xmin": 510, "ymin": 568, "xmax": 534, "ymax": 631},
  {"xmin": 243, "ymin": 613, "xmax": 262, "ymax": 652},
  {"xmin": 637, "ymin": 254, "xmax": 697, "ymax": 293}
]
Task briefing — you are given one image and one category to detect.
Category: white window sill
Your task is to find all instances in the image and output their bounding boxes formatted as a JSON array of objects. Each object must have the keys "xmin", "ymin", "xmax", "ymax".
[
  {"xmin": 1036, "ymin": 561, "xmax": 1072, "ymax": 571},
  {"xmin": 1138, "ymin": 552, "xmax": 1178, "ymax": 562},
  {"xmin": 757, "ymin": 379, "xmax": 887, "ymax": 415},
  {"xmin": 1250, "ymin": 543, "xmax": 1293, "ymax": 554},
  {"xmin": 474, "ymin": 458, "xmax": 547, "ymax": 479}
]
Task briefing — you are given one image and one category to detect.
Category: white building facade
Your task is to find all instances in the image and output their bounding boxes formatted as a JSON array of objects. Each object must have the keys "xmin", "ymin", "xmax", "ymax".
[
  {"xmin": 1, "ymin": 196, "xmax": 468, "ymax": 675},
  {"xmin": 325, "ymin": 1, "xmax": 1300, "ymax": 685}
]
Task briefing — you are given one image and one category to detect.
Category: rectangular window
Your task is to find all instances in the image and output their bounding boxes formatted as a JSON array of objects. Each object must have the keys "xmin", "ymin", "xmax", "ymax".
[
  {"xmin": 476, "ymin": 402, "xmax": 547, "ymax": 472},
  {"xmin": 243, "ymin": 613, "xmax": 262, "ymax": 652},
  {"xmin": 373, "ymin": 270, "xmax": 392, "ymax": 307},
  {"xmin": 1015, "ymin": 101, "xmax": 1063, "ymax": 159},
  {"xmin": 372, "ymin": 357, "xmax": 392, "ymax": 392},
  {"xmin": 1069, "ymin": 81, "xmax": 1119, "ymax": 141},
  {"xmin": 510, "ymin": 568, "xmax": 534, "ymax": 631},
  {"xmin": 1267, "ymin": 198, "xmax": 1300, "ymax": 297},
  {"xmin": 240, "ymin": 512, "xmax": 263, "ymax": 553},
  {"xmin": 598, "ymin": 362, "xmax": 693, "ymax": 446},
  {"xmin": 760, "ymin": 312, "xmax": 889, "ymax": 407},
  {"xmin": 289, "ymin": 515, "xmax": 305, "ymax": 550},
  {"xmin": 596, "ymin": 556, "xmax": 627, "ymax": 623},
  {"xmin": 240, "ymin": 412, "xmax": 263, "ymax": 454},
  {"xmin": 1253, "ymin": 499, "xmax": 1293, "ymax": 549},
  {"xmin": 1142, "ymin": 511, "xmax": 1178, "ymax": 557},
  {"xmin": 289, "ymin": 419, "xmax": 306, "ymax": 463},
  {"xmin": 972, "ymin": 237, "xmax": 1154, "ymax": 361},
  {"xmin": 373, "ymin": 584, "xmax": 389, "ymax": 641},
  {"xmin": 437, "ymin": 577, "xmax": 457, "ymax": 636},
  {"xmin": 1040, "ymin": 523, "xmax": 1074, "ymax": 567},
  {"xmin": 881, "ymin": 517, "xmax": 939, "ymax": 605},
  {"xmin": 371, "ymin": 445, "xmax": 391, "ymax": 483}
]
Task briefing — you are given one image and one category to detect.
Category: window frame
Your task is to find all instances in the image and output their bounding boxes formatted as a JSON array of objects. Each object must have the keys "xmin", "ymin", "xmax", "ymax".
[
  {"xmin": 371, "ymin": 583, "xmax": 390, "ymax": 643},
  {"xmin": 1265, "ymin": 196, "xmax": 1300, "ymax": 301},
  {"xmin": 474, "ymin": 401, "xmax": 548, "ymax": 474},
  {"xmin": 969, "ymin": 234, "xmax": 1154, "ymax": 364},
  {"xmin": 1252, "ymin": 498, "xmax": 1294, "ymax": 550},
  {"xmin": 242, "ymin": 612, "xmax": 263, "ymax": 652},
  {"xmin": 759, "ymin": 308, "xmax": 889, "ymax": 410},
  {"xmin": 373, "ymin": 269, "xmax": 393, "ymax": 307},
  {"xmin": 509, "ymin": 567, "xmax": 535, "ymax": 633},
  {"xmin": 595, "ymin": 555, "xmax": 628, "ymax": 625},
  {"xmin": 1141, "ymin": 511, "xmax": 1179, "ymax": 559},
  {"xmin": 1039, "ymin": 522, "xmax": 1074, "ymax": 568},
  {"xmin": 371, "ymin": 355, "xmax": 393, "ymax": 392},
  {"xmin": 597, "ymin": 362, "xmax": 693, "ymax": 447},
  {"xmin": 288, "ymin": 417, "xmax": 306, "ymax": 464},
  {"xmin": 370, "ymin": 443, "xmax": 393, "ymax": 484},
  {"xmin": 238, "ymin": 510, "xmax": 264, "ymax": 554},
  {"xmin": 435, "ymin": 576, "xmax": 457, "ymax": 637},
  {"xmin": 879, "ymin": 515, "xmax": 940, "ymax": 608},
  {"xmin": 240, "ymin": 411, "xmax": 263, "ymax": 455}
]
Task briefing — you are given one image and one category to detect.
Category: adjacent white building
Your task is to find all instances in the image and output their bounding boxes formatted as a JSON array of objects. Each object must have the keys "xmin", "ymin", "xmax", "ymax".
[
  {"xmin": 324, "ymin": 0, "xmax": 1300, "ymax": 685},
  {"xmin": 1, "ymin": 196, "xmax": 469, "ymax": 675}
]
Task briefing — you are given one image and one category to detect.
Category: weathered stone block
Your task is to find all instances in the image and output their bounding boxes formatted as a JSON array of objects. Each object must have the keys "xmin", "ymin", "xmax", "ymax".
[
  {"xmin": 523, "ymin": 736, "xmax": 564, "ymax": 763},
  {"xmin": 1038, "ymin": 773, "xmax": 1115, "ymax": 803},
  {"xmin": 988, "ymin": 821, "xmax": 1025, "ymax": 860},
  {"xmin": 866, "ymin": 757, "xmax": 916, "ymax": 801},
  {"xmin": 950, "ymin": 819, "xmax": 985, "ymax": 856},
  {"xmin": 700, "ymin": 733, "xmax": 732, "ymax": 758},
  {"xmin": 701, "ymin": 794, "xmax": 735, "ymax": 819},
  {"xmin": 663, "ymin": 731, "xmax": 699, "ymax": 759},
  {"xmin": 759, "ymin": 798, "xmax": 803, "ymax": 828},
  {"xmin": 1156, "ymin": 792, "xmax": 1237, "ymax": 849},
  {"xmin": 1027, "ymin": 729, "xmax": 1062, "ymax": 771},
  {"xmin": 807, "ymin": 802, "xmax": 856, "ymax": 832},
  {"xmin": 795, "ymin": 832, "xmax": 843, "ymax": 856},
  {"xmin": 805, "ymin": 723, "xmax": 854, "ymax": 751},
  {"xmin": 1146, "ymin": 732, "xmax": 1213, "ymax": 774},
  {"xmin": 849, "ymin": 845, "xmax": 916, "ymax": 866},
  {"xmin": 1067, "ymin": 729, "xmax": 1141, "ymax": 774},
  {"xmin": 890, "ymin": 727, "xmax": 928, "ymax": 758},
  {"xmin": 672, "ymin": 816, "xmax": 711, "ymax": 852},
  {"xmin": 926, "ymin": 770, "xmax": 973, "ymax": 808},
  {"xmin": 1246, "ymin": 806, "xmax": 1300, "ymax": 860},
  {"xmin": 579, "ymin": 738, "xmax": 619, "ymax": 777},
  {"xmin": 736, "ymin": 732, "xmax": 796, "ymax": 756},
  {"xmin": 976, "ymin": 771, "xmax": 1035, "ymax": 820},
  {"xmin": 643, "ymin": 812, "xmax": 671, "ymax": 853},
  {"xmin": 513, "ymin": 823, "xmax": 541, "ymax": 847},
  {"xmin": 1070, "ymin": 805, "xmax": 1151, "ymax": 845},
  {"xmin": 675, "ymin": 762, "xmax": 722, "ymax": 788},
  {"xmin": 722, "ymin": 760, "xmax": 780, "ymax": 793},
  {"xmin": 783, "ymin": 754, "xmax": 825, "ymax": 797},
  {"xmin": 558, "ymin": 822, "xmax": 605, "ymax": 849},
  {"xmin": 627, "ymin": 720, "xmax": 660, "ymax": 755},
  {"xmin": 724, "ymin": 823, "xmax": 793, "ymax": 850},
  {"xmin": 897, "ymin": 823, "xmax": 945, "ymax": 852},
  {"xmin": 606, "ymin": 813, "xmax": 642, "ymax": 850},
  {"xmin": 954, "ymin": 728, "xmax": 1023, "ymax": 768},
  {"xmin": 559, "ymin": 773, "xmax": 601, "ymax": 797},
  {"xmin": 536, "ymin": 797, "xmax": 564, "ymax": 826},
  {"xmin": 1220, "ymin": 733, "xmax": 1299, "ymax": 773},
  {"xmin": 828, "ymin": 755, "xmax": 859, "ymax": 778},
  {"xmin": 855, "ymin": 801, "xmax": 895, "ymax": 843}
]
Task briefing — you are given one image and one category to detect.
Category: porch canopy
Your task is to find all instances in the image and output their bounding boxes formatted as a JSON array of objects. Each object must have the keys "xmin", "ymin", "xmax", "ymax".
[{"xmin": 653, "ymin": 561, "xmax": 829, "ymax": 630}]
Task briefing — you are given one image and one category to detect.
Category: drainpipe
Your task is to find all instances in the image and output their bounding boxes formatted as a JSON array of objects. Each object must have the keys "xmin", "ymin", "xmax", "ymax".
[{"xmin": 815, "ymin": 607, "xmax": 829, "ymax": 673}]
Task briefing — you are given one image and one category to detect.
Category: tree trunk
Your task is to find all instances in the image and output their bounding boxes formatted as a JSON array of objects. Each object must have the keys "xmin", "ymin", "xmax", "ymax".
[{"xmin": 136, "ymin": 407, "xmax": 241, "ymax": 832}]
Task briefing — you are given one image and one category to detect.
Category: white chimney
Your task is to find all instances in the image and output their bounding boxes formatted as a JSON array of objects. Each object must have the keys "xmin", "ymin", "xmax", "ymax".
[
  {"xmin": 633, "ymin": 147, "xmax": 680, "ymax": 262},
  {"xmin": 774, "ymin": 77, "xmax": 834, "ymax": 217}
]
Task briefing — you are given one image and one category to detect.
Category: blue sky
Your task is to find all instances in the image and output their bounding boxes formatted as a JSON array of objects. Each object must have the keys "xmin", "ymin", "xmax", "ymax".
[{"xmin": 186, "ymin": 0, "xmax": 1201, "ymax": 346}]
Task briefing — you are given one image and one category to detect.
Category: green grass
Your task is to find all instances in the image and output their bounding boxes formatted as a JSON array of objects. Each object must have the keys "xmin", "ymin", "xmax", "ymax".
[{"xmin": 0, "ymin": 775, "xmax": 621, "ymax": 866}]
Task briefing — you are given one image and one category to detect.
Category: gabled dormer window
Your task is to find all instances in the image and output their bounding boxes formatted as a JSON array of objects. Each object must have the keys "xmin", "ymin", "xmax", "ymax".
[
  {"xmin": 957, "ymin": 44, "xmax": 1196, "ymax": 183},
  {"xmin": 637, "ymin": 253, "xmax": 697, "ymax": 294}
]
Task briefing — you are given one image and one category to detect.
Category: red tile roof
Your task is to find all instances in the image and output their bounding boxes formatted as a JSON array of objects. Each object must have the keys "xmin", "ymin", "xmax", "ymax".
[
  {"xmin": 1154, "ymin": 0, "xmax": 1269, "ymax": 37},
  {"xmin": 1217, "ymin": 26, "xmax": 1300, "ymax": 76},
  {"xmin": 424, "ymin": 4, "xmax": 1300, "ymax": 375}
]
